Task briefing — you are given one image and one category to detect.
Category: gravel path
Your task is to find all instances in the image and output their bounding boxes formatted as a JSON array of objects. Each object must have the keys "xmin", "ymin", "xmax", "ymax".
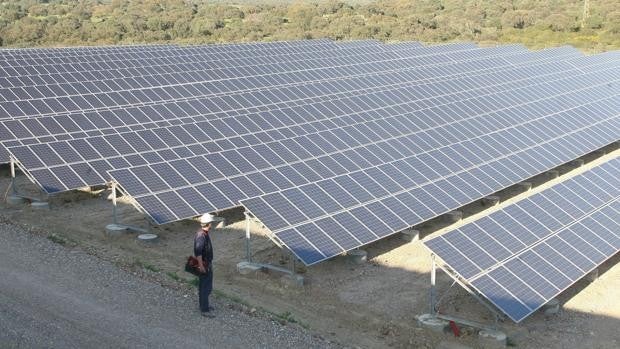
[{"xmin": 0, "ymin": 222, "xmax": 338, "ymax": 349}]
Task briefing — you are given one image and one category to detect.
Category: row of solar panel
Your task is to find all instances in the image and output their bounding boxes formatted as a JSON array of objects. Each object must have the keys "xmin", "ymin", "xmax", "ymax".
[
  {"xmin": 239, "ymin": 93, "xmax": 618, "ymax": 265},
  {"xmin": 425, "ymin": 157, "xmax": 620, "ymax": 322},
  {"xmin": 4, "ymin": 46, "xmax": 584, "ymax": 147},
  {"xmin": 0, "ymin": 40, "xmax": 401, "ymax": 82},
  {"xmin": 0, "ymin": 44, "xmax": 512, "ymax": 116},
  {"xmin": 8, "ymin": 48, "xmax": 606, "ymax": 194},
  {"xmin": 0, "ymin": 39, "xmax": 337, "ymax": 62},
  {"xmin": 0, "ymin": 44, "xmax": 556, "ymax": 161}
]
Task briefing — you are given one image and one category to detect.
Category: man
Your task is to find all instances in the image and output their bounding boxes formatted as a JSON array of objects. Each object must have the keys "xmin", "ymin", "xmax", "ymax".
[{"xmin": 194, "ymin": 213, "xmax": 216, "ymax": 318}]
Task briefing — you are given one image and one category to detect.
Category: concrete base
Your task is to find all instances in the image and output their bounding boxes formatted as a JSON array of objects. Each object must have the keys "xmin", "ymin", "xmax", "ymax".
[
  {"xmin": 478, "ymin": 329, "xmax": 507, "ymax": 348},
  {"xmin": 280, "ymin": 273, "xmax": 304, "ymax": 288},
  {"xmin": 105, "ymin": 223, "xmax": 129, "ymax": 235},
  {"xmin": 7, "ymin": 195, "xmax": 26, "ymax": 205},
  {"xmin": 31, "ymin": 201, "xmax": 49, "ymax": 209},
  {"xmin": 587, "ymin": 268, "xmax": 598, "ymax": 282},
  {"xmin": 347, "ymin": 249, "xmax": 367, "ymax": 264},
  {"xmin": 516, "ymin": 182, "xmax": 532, "ymax": 192},
  {"xmin": 542, "ymin": 298, "xmax": 560, "ymax": 316},
  {"xmin": 137, "ymin": 233, "xmax": 158, "ymax": 244},
  {"xmin": 444, "ymin": 210, "xmax": 463, "ymax": 223},
  {"xmin": 481, "ymin": 196, "xmax": 500, "ymax": 207},
  {"xmin": 417, "ymin": 314, "xmax": 449, "ymax": 333},
  {"xmin": 236, "ymin": 261, "xmax": 262, "ymax": 275},
  {"xmin": 545, "ymin": 170, "xmax": 560, "ymax": 179},
  {"xmin": 401, "ymin": 228, "xmax": 420, "ymax": 243}
]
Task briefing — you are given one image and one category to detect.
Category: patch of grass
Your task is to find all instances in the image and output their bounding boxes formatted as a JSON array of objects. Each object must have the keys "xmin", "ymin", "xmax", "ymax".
[
  {"xmin": 133, "ymin": 258, "xmax": 160, "ymax": 273},
  {"xmin": 166, "ymin": 271, "xmax": 181, "ymax": 281},
  {"xmin": 213, "ymin": 289, "xmax": 248, "ymax": 306},
  {"xmin": 187, "ymin": 277, "xmax": 199, "ymax": 288},
  {"xmin": 506, "ymin": 337, "xmax": 517, "ymax": 347},
  {"xmin": 47, "ymin": 233, "xmax": 77, "ymax": 246}
]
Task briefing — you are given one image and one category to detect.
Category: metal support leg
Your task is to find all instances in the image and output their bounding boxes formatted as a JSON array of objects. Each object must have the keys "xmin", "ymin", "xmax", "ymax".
[
  {"xmin": 112, "ymin": 182, "xmax": 118, "ymax": 224},
  {"xmin": 244, "ymin": 212, "xmax": 251, "ymax": 262},
  {"xmin": 430, "ymin": 254, "xmax": 437, "ymax": 315},
  {"xmin": 10, "ymin": 158, "xmax": 16, "ymax": 194}
]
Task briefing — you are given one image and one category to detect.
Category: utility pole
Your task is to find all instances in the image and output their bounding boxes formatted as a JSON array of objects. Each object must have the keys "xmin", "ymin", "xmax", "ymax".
[{"xmin": 581, "ymin": 0, "xmax": 590, "ymax": 28}]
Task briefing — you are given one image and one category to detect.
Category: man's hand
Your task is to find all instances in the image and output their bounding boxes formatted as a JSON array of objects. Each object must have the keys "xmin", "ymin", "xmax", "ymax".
[{"xmin": 197, "ymin": 258, "xmax": 206, "ymax": 274}]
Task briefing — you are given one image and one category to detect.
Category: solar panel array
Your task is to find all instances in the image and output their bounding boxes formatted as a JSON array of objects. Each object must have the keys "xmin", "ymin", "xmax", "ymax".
[
  {"xmin": 425, "ymin": 156, "xmax": 620, "ymax": 322},
  {"xmin": 2, "ymin": 40, "xmax": 619, "ymax": 270},
  {"xmin": 0, "ymin": 40, "xmax": 488, "ymax": 161}
]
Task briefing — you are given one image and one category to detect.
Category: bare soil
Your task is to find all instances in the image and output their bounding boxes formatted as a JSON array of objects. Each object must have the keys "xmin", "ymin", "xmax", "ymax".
[{"xmin": 2, "ymin": 146, "xmax": 619, "ymax": 348}]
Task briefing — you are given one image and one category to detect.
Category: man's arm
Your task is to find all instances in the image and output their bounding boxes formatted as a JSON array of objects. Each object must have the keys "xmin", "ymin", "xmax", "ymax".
[{"xmin": 194, "ymin": 235, "xmax": 207, "ymax": 273}]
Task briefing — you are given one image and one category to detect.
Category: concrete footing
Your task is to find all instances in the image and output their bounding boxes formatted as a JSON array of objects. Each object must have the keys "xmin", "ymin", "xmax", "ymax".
[
  {"xmin": 587, "ymin": 268, "xmax": 598, "ymax": 282},
  {"xmin": 347, "ymin": 249, "xmax": 367, "ymax": 264},
  {"xmin": 236, "ymin": 261, "xmax": 262, "ymax": 276},
  {"xmin": 478, "ymin": 329, "xmax": 507, "ymax": 348},
  {"xmin": 31, "ymin": 201, "xmax": 49, "ymax": 209},
  {"xmin": 481, "ymin": 196, "xmax": 500, "ymax": 207},
  {"xmin": 542, "ymin": 298, "xmax": 560, "ymax": 316},
  {"xmin": 137, "ymin": 233, "xmax": 158, "ymax": 244},
  {"xmin": 444, "ymin": 210, "xmax": 463, "ymax": 223},
  {"xmin": 545, "ymin": 170, "xmax": 560, "ymax": 179},
  {"xmin": 280, "ymin": 273, "xmax": 304, "ymax": 288},
  {"xmin": 7, "ymin": 195, "xmax": 26, "ymax": 205},
  {"xmin": 417, "ymin": 314, "xmax": 448, "ymax": 333},
  {"xmin": 105, "ymin": 223, "xmax": 128, "ymax": 235},
  {"xmin": 401, "ymin": 228, "xmax": 420, "ymax": 243},
  {"xmin": 516, "ymin": 182, "xmax": 532, "ymax": 192}
]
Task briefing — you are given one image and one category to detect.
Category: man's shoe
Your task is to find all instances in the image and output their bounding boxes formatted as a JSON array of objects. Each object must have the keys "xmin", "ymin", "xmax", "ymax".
[
  {"xmin": 201, "ymin": 311, "xmax": 216, "ymax": 318},
  {"xmin": 208, "ymin": 306, "xmax": 215, "ymax": 311}
]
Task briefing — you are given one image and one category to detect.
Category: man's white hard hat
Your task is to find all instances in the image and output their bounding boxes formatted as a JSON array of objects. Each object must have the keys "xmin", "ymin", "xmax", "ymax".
[{"xmin": 199, "ymin": 213, "xmax": 216, "ymax": 225}]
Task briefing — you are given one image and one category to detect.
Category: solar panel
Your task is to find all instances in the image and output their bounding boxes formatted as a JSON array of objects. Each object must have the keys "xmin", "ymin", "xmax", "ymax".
[
  {"xmin": 3, "ymin": 40, "xmax": 618, "ymax": 274},
  {"xmin": 104, "ymin": 59, "xmax": 617, "ymax": 226},
  {"xmin": 424, "ymin": 156, "xmax": 620, "ymax": 322},
  {"xmin": 0, "ymin": 43, "xmax": 500, "ymax": 117},
  {"xmin": 9, "ymin": 46, "xmax": 592, "ymax": 193},
  {"xmin": 0, "ymin": 43, "xmax": 504, "ymax": 159},
  {"xmin": 1, "ymin": 43, "xmax": 537, "ymax": 162},
  {"xmin": 0, "ymin": 40, "xmax": 397, "ymax": 104}
]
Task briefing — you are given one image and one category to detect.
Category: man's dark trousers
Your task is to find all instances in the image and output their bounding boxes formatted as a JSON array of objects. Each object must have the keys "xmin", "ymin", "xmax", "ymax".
[{"xmin": 199, "ymin": 268, "xmax": 213, "ymax": 312}]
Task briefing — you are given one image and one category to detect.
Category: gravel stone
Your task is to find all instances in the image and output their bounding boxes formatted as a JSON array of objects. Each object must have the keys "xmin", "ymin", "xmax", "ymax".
[{"xmin": 0, "ymin": 222, "xmax": 340, "ymax": 348}]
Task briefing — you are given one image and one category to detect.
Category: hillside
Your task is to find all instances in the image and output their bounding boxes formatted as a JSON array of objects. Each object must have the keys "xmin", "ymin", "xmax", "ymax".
[{"xmin": 0, "ymin": 0, "xmax": 618, "ymax": 50}]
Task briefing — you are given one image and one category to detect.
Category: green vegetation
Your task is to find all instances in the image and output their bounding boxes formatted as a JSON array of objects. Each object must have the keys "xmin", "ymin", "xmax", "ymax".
[
  {"xmin": 166, "ymin": 271, "xmax": 181, "ymax": 281},
  {"xmin": 132, "ymin": 258, "xmax": 160, "ymax": 273},
  {"xmin": 0, "ymin": 1, "xmax": 618, "ymax": 51},
  {"xmin": 47, "ymin": 232, "xmax": 77, "ymax": 246}
]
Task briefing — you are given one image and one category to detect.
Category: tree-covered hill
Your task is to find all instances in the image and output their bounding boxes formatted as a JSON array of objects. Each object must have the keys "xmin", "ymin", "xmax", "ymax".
[{"xmin": 0, "ymin": 0, "xmax": 618, "ymax": 51}]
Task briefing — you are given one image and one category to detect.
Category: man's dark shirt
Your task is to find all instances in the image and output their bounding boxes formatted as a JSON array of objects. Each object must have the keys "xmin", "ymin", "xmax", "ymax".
[{"xmin": 194, "ymin": 230, "xmax": 213, "ymax": 264}]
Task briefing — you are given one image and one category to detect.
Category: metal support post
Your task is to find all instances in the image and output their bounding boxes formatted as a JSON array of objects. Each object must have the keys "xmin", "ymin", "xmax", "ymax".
[
  {"xmin": 244, "ymin": 211, "xmax": 251, "ymax": 262},
  {"xmin": 430, "ymin": 254, "xmax": 437, "ymax": 315},
  {"xmin": 10, "ymin": 158, "xmax": 17, "ymax": 195},
  {"xmin": 111, "ymin": 182, "xmax": 118, "ymax": 224}
]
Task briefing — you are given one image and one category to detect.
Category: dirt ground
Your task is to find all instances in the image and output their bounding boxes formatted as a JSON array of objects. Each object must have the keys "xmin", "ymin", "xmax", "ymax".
[{"xmin": 2, "ymin": 145, "xmax": 619, "ymax": 348}]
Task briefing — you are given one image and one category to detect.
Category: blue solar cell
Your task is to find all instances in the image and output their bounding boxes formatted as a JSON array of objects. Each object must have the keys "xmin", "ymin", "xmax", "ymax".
[
  {"xmin": 470, "ymin": 274, "xmax": 531, "ymax": 322},
  {"xmin": 296, "ymin": 222, "xmax": 343, "ymax": 258},
  {"xmin": 276, "ymin": 229, "xmax": 324, "ymax": 265},
  {"xmin": 156, "ymin": 191, "xmax": 196, "ymax": 218},
  {"xmin": 195, "ymin": 183, "xmax": 233, "ymax": 210},
  {"xmin": 487, "ymin": 266, "xmax": 545, "ymax": 312}
]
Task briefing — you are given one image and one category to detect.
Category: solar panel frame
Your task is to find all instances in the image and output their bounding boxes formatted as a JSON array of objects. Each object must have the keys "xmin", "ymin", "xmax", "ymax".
[{"xmin": 425, "ymin": 157, "xmax": 620, "ymax": 322}]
